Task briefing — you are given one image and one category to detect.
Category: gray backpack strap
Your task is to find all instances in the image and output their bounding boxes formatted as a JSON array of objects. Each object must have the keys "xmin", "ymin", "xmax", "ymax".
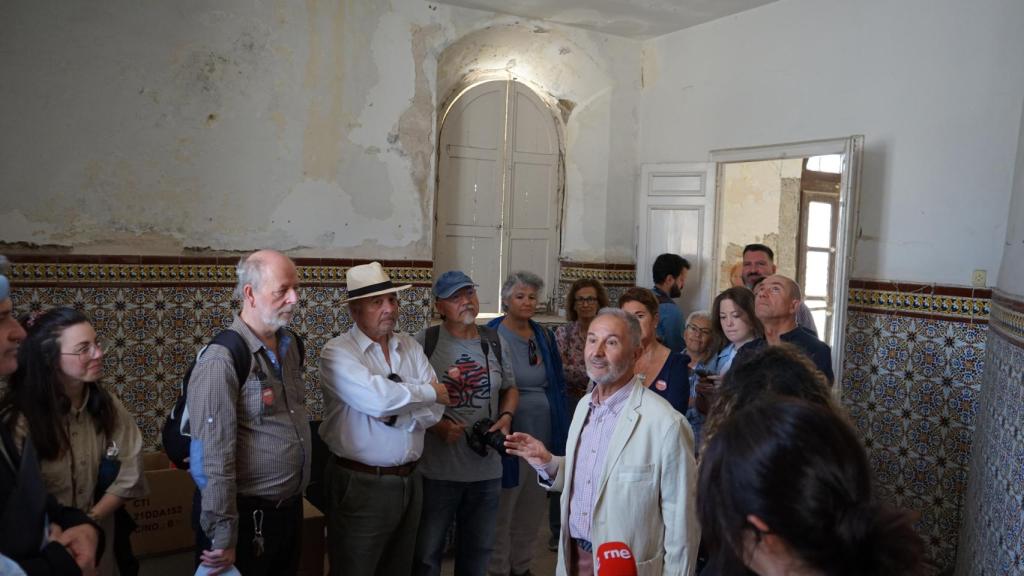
[{"xmin": 424, "ymin": 325, "xmax": 441, "ymax": 359}]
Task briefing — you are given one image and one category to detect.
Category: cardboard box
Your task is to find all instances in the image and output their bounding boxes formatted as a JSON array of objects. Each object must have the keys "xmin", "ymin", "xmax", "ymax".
[
  {"xmin": 127, "ymin": 451, "xmax": 196, "ymax": 557},
  {"xmin": 299, "ymin": 498, "xmax": 326, "ymax": 576}
]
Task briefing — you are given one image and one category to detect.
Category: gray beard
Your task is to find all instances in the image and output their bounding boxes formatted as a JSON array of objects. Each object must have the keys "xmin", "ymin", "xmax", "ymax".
[
  {"xmin": 588, "ymin": 362, "xmax": 630, "ymax": 387},
  {"xmin": 261, "ymin": 310, "xmax": 291, "ymax": 330}
]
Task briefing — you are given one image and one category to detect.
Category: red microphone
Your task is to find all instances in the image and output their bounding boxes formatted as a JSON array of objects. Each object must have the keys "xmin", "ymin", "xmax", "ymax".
[{"xmin": 595, "ymin": 541, "xmax": 637, "ymax": 576}]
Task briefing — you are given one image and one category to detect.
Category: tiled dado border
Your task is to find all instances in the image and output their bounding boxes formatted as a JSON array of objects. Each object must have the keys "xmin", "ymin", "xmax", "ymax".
[
  {"xmin": 842, "ymin": 279, "xmax": 993, "ymax": 571},
  {"xmin": 988, "ymin": 289, "xmax": 1024, "ymax": 349},
  {"xmin": 847, "ymin": 279, "xmax": 991, "ymax": 323},
  {"xmin": 6, "ymin": 255, "xmax": 435, "ymax": 286},
  {"xmin": 557, "ymin": 260, "xmax": 636, "ymax": 285},
  {"xmin": 955, "ymin": 289, "xmax": 1024, "ymax": 575}
]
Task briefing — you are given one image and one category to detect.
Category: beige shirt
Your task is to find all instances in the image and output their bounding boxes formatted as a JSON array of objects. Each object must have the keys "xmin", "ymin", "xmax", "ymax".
[
  {"xmin": 14, "ymin": 387, "xmax": 148, "ymax": 576},
  {"xmin": 17, "ymin": 389, "xmax": 148, "ymax": 510}
]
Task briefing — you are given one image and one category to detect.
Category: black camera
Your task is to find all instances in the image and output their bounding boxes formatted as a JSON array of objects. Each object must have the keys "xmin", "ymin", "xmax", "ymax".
[
  {"xmin": 693, "ymin": 368, "xmax": 712, "ymax": 379},
  {"xmin": 467, "ymin": 418, "xmax": 507, "ymax": 457}
]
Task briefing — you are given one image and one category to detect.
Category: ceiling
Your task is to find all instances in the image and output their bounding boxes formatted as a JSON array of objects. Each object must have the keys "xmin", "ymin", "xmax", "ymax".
[{"xmin": 434, "ymin": 0, "xmax": 781, "ymax": 40}]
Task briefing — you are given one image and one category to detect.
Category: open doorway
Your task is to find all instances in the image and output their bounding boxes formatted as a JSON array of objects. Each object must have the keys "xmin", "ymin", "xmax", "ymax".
[
  {"xmin": 434, "ymin": 79, "xmax": 563, "ymax": 314},
  {"xmin": 715, "ymin": 155, "xmax": 843, "ymax": 343},
  {"xmin": 711, "ymin": 136, "xmax": 863, "ymax": 382}
]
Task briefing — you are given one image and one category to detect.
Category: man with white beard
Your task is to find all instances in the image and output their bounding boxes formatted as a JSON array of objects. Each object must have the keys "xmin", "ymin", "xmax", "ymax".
[
  {"xmin": 188, "ymin": 250, "xmax": 311, "ymax": 576},
  {"xmin": 505, "ymin": 308, "xmax": 699, "ymax": 576}
]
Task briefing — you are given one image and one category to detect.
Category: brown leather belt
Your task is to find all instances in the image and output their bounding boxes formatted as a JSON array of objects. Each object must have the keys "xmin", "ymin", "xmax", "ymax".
[{"xmin": 332, "ymin": 454, "xmax": 418, "ymax": 477}]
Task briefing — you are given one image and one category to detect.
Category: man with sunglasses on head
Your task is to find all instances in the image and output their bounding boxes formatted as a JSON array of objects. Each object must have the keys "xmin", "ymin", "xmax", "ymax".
[
  {"xmin": 411, "ymin": 270, "xmax": 519, "ymax": 576},
  {"xmin": 319, "ymin": 262, "xmax": 451, "ymax": 576}
]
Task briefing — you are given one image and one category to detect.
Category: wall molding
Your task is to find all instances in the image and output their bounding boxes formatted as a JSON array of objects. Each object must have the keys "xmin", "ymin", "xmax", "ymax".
[
  {"xmin": 558, "ymin": 259, "xmax": 636, "ymax": 286},
  {"xmin": 6, "ymin": 256, "xmax": 435, "ymax": 287},
  {"xmin": 847, "ymin": 279, "xmax": 990, "ymax": 323}
]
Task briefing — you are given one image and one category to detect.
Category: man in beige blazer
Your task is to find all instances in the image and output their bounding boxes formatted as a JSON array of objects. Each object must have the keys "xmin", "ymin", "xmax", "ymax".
[{"xmin": 505, "ymin": 308, "xmax": 699, "ymax": 576}]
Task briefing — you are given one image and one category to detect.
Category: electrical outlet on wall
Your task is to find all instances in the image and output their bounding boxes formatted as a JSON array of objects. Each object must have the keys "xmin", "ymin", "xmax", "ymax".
[{"xmin": 972, "ymin": 269, "xmax": 987, "ymax": 287}]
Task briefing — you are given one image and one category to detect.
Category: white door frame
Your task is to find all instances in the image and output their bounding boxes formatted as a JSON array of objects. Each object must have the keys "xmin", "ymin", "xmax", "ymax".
[{"xmin": 636, "ymin": 163, "xmax": 717, "ymax": 317}]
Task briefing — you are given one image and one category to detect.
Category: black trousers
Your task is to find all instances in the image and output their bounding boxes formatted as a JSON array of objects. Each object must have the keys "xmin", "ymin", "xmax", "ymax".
[{"xmin": 193, "ymin": 489, "xmax": 303, "ymax": 576}]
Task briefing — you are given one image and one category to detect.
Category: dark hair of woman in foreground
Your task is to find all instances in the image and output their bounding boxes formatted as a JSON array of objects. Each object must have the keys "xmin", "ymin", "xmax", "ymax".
[
  {"xmin": 698, "ymin": 399, "xmax": 925, "ymax": 576},
  {"xmin": 0, "ymin": 306, "xmax": 117, "ymax": 459},
  {"xmin": 701, "ymin": 343, "xmax": 838, "ymax": 449}
]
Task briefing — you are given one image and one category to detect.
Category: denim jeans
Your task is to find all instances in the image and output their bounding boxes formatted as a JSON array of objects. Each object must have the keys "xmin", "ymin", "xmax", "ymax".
[{"xmin": 413, "ymin": 477, "xmax": 502, "ymax": 576}]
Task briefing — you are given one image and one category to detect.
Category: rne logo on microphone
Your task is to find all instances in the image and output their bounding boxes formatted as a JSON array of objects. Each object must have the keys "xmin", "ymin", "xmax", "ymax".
[{"xmin": 601, "ymin": 548, "xmax": 633, "ymax": 560}]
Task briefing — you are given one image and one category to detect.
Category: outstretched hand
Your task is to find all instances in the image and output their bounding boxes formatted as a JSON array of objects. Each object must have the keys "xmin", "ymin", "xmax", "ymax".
[{"xmin": 504, "ymin": 432, "xmax": 552, "ymax": 468}]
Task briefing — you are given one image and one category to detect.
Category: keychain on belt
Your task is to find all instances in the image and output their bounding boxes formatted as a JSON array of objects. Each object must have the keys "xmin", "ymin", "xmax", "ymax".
[{"xmin": 252, "ymin": 509, "xmax": 265, "ymax": 558}]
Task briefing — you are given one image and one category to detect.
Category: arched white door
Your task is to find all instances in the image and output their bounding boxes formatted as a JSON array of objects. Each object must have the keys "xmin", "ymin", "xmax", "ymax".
[{"xmin": 435, "ymin": 80, "xmax": 561, "ymax": 313}]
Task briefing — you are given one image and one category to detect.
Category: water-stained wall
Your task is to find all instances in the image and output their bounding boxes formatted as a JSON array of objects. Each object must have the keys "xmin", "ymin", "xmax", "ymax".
[{"xmin": 0, "ymin": 0, "xmax": 641, "ymax": 263}]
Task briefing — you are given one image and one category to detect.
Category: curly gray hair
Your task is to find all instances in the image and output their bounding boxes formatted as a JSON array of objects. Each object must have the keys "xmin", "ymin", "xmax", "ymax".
[{"xmin": 500, "ymin": 271, "xmax": 544, "ymax": 310}]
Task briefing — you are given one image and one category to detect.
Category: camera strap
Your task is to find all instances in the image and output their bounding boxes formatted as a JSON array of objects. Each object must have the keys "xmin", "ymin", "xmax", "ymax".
[{"xmin": 480, "ymin": 337, "xmax": 493, "ymax": 419}]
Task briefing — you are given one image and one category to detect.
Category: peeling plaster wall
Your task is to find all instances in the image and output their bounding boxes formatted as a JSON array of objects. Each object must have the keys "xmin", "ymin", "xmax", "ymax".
[
  {"xmin": 0, "ymin": 0, "xmax": 641, "ymax": 263},
  {"xmin": 639, "ymin": 0, "xmax": 1024, "ymax": 287}
]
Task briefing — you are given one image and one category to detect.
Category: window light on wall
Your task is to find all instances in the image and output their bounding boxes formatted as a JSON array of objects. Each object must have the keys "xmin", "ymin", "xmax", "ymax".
[{"xmin": 806, "ymin": 154, "xmax": 842, "ymax": 173}]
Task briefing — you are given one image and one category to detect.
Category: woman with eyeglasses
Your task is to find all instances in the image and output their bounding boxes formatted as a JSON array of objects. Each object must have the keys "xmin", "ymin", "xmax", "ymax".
[
  {"xmin": 681, "ymin": 310, "xmax": 716, "ymax": 452},
  {"xmin": 486, "ymin": 271, "xmax": 570, "ymax": 576},
  {"xmin": 553, "ymin": 278, "xmax": 608, "ymax": 412},
  {"xmin": 617, "ymin": 287, "xmax": 689, "ymax": 414},
  {"xmin": 0, "ymin": 307, "xmax": 147, "ymax": 576}
]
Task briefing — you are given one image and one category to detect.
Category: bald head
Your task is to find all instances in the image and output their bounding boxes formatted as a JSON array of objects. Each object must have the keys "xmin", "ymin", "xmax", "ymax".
[{"xmin": 754, "ymin": 274, "xmax": 801, "ymax": 326}]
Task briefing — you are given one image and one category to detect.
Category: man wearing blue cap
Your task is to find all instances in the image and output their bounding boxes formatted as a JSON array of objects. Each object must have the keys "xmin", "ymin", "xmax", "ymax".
[
  {"xmin": 413, "ymin": 270, "xmax": 519, "ymax": 576},
  {"xmin": 0, "ymin": 255, "xmax": 103, "ymax": 575}
]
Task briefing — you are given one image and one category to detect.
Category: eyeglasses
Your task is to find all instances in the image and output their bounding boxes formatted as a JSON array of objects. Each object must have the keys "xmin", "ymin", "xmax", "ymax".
[
  {"xmin": 528, "ymin": 339, "xmax": 539, "ymax": 366},
  {"xmin": 575, "ymin": 297, "xmax": 599, "ymax": 304},
  {"xmin": 61, "ymin": 337, "xmax": 108, "ymax": 361},
  {"xmin": 686, "ymin": 324, "xmax": 712, "ymax": 336},
  {"xmin": 386, "ymin": 373, "xmax": 403, "ymax": 383}
]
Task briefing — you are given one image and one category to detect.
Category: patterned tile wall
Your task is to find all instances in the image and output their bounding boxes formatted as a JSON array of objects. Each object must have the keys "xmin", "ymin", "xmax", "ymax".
[
  {"xmin": 842, "ymin": 280, "xmax": 991, "ymax": 571},
  {"xmin": 5, "ymin": 257, "xmax": 435, "ymax": 453},
  {"xmin": 955, "ymin": 291, "xmax": 1024, "ymax": 575},
  {"xmin": 4, "ymin": 256, "xmax": 635, "ymax": 452},
  {"xmin": 554, "ymin": 260, "xmax": 636, "ymax": 313}
]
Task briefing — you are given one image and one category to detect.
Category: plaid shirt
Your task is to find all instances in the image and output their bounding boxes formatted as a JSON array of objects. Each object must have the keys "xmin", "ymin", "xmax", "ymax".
[{"xmin": 187, "ymin": 315, "xmax": 311, "ymax": 549}]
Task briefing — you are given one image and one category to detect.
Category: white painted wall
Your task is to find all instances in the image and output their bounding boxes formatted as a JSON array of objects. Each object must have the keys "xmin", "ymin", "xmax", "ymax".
[
  {"xmin": 997, "ymin": 98, "xmax": 1024, "ymax": 299},
  {"xmin": 0, "ymin": 0, "xmax": 641, "ymax": 262},
  {"xmin": 640, "ymin": 0, "xmax": 1024, "ymax": 286}
]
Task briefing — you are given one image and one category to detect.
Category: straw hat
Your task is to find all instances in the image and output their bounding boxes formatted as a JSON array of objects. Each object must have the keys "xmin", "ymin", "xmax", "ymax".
[{"xmin": 341, "ymin": 261, "xmax": 411, "ymax": 304}]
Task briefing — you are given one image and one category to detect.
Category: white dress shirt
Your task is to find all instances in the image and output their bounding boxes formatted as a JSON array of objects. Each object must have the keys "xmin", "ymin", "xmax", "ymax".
[{"xmin": 319, "ymin": 325, "xmax": 445, "ymax": 466}]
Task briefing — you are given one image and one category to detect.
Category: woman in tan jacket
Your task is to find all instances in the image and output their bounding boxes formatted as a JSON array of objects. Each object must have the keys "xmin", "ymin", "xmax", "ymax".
[{"xmin": 0, "ymin": 307, "xmax": 147, "ymax": 576}]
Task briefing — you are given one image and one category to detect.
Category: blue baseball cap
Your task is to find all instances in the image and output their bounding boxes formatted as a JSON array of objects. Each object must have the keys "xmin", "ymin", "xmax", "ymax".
[{"xmin": 433, "ymin": 270, "xmax": 477, "ymax": 299}]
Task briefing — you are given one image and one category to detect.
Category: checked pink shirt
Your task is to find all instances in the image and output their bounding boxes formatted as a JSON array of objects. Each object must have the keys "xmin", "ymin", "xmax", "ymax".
[{"xmin": 544, "ymin": 381, "xmax": 633, "ymax": 541}]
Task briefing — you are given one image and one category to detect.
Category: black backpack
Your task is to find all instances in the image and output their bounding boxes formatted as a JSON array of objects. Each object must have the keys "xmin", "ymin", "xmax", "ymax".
[{"xmin": 161, "ymin": 329, "xmax": 304, "ymax": 469}]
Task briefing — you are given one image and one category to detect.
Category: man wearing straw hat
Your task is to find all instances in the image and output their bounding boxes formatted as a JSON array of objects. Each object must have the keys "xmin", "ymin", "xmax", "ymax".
[{"xmin": 319, "ymin": 262, "xmax": 451, "ymax": 576}]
